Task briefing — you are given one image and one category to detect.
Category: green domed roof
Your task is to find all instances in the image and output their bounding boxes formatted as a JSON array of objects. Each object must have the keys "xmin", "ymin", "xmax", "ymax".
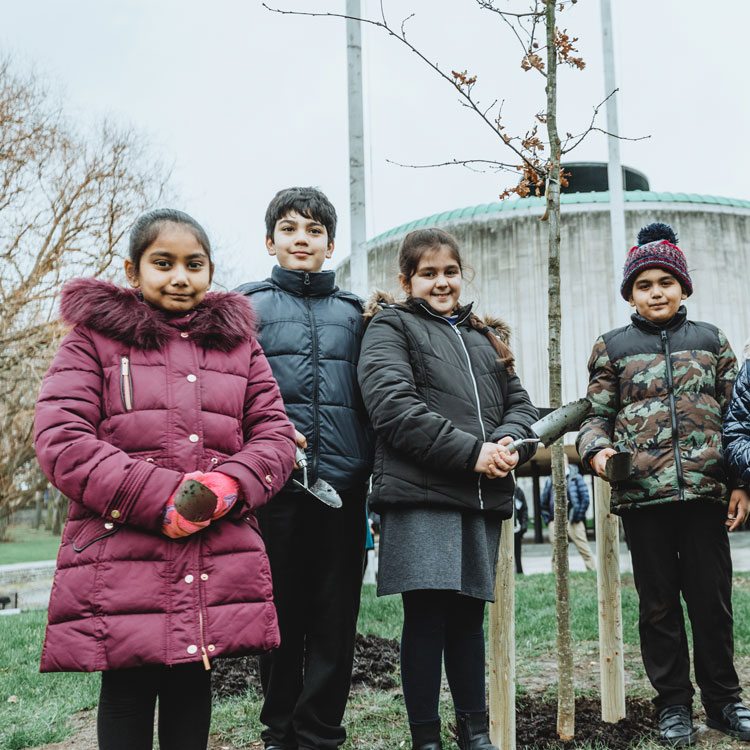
[{"xmin": 367, "ymin": 191, "xmax": 750, "ymax": 245}]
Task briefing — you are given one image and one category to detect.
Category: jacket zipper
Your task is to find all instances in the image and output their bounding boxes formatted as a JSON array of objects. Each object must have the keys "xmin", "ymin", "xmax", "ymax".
[
  {"xmin": 661, "ymin": 329, "xmax": 685, "ymax": 500},
  {"xmin": 420, "ymin": 304, "xmax": 487, "ymax": 509},
  {"xmin": 120, "ymin": 356, "xmax": 133, "ymax": 411},
  {"xmin": 452, "ymin": 325, "xmax": 487, "ymax": 509},
  {"xmin": 304, "ymin": 273, "xmax": 321, "ymax": 480}
]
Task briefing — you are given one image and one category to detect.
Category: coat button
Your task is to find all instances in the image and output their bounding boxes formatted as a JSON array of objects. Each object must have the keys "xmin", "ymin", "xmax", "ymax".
[
  {"xmin": 200, "ymin": 573, "xmax": 208, "ymax": 581},
  {"xmin": 180, "ymin": 332, "xmax": 189, "ymax": 338},
  {"xmin": 187, "ymin": 374, "xmax": 197, "ymax": 382},
  {"xmin": 265, "ymin": 475, "xmax": 273, "ymax": 485},
  {"xmin": 110, "ymin": 509, "xmax": 121, "ymax": 519},
  {"xmin": 210, "ymin": 457, "xmax": 218, "ymax": 464},
  {"xmin": 189, "ymin": 434, "xmax": 199, "ymax": 443},
  {"xmin": 146, "ymin": 457, "xmax": 154, "ymax": 463},
  {"xmin": 184, "ymin": 575, "xmax": 194, "ymax": 583},
  {"xmin": 207, "ymin": 644, "xmax": 215, "ymax": 652},
  {"xmin": 187, "ymin": 645, "xmax": 198, "ymax": 654},
  {"xmin": 104, "ymin": 522, "xmax": 114, "ymax": 530}
]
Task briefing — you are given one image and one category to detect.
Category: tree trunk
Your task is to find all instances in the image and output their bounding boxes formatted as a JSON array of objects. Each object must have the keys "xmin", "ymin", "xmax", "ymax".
[
  {"xmin": 52, "ymin": 492, "xmax": 68, "ymax": 536},
  {"xmin": 34, "ymin": 488, "xmax": 46, "ymax": 530},
  {"xmin": 545, "ymin": 0, "xmax": 575, "ymax": 740}
]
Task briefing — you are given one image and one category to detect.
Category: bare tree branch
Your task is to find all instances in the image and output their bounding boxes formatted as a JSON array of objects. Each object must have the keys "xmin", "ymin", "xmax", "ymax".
[{"xmin": 0, "ymin": 58, "xmax": 170, "ymax": 518}]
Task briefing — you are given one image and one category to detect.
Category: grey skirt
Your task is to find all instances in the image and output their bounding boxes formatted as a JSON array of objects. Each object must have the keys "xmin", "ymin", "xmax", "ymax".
[{"xmin": 376, "ymin": 505, "xmax": 505, "ymax": 601}]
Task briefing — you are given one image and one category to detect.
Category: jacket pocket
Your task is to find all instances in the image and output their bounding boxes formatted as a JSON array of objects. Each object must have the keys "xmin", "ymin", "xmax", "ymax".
[
  {"xmin": 72, "ymin": 515, "xmax": 120, "ymax": 552},
  {"xmin": 120, "ymin": 356, "xmax": 134, "ymax": 412}
]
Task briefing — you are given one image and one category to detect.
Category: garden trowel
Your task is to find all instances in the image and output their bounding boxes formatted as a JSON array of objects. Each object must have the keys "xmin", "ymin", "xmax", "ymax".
[
  {"xmin": 506, "ymin": 397, "xmax": 591, "ymax": 453},
  {"xmin": 603, "ymin": 450, "xmax": 633, "ymax": 482},
  {"xmin": 292, "ymin": 447, "xmax": 343, "ymax": 508},
  {"xmin": 173, "ymin": 479, "xmax": 218, "ymax": 522}
]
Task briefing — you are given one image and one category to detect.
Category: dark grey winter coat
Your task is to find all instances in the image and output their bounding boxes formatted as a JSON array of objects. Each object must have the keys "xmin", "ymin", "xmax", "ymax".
[
  {"xmin": 236, "ymin": 266, "xmax": 372, "ymax": 492},
  {"xmin": 358, "ymin": 298, "xmax": 538, "ymax": 517}
]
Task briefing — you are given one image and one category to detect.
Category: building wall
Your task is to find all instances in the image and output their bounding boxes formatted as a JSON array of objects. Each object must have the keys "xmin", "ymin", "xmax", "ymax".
[{"xmin": 339, "ymin": 199, "xmax": 750, "ymax": 409}]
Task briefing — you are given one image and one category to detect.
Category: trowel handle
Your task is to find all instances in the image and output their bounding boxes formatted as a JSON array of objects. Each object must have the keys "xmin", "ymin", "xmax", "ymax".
[
  {"xmin": 506, "ymin": 437, "xmax": 540, "ymax": 454},
  {"xmin": 295, "ymin": 447, "xmax": 308, "ymax": 469}
]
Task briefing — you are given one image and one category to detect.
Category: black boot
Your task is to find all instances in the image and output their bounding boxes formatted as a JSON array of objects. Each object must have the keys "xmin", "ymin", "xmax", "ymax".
[
  {"xmin": 455, "ymin": 712, "xmax": 498, "ymax": 750},
  {"xmin": 410, "ymin": 720, "xmax": 443, "ymax": 750}
]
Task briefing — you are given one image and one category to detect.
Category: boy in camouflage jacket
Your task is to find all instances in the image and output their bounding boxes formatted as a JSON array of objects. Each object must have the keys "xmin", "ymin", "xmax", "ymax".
[{"xmin": 577, "ymin": 223, "xmax": 750, "ymax": 747}]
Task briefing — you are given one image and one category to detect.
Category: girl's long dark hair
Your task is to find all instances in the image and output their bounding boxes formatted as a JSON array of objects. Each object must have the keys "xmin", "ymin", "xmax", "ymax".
[{"xmin": 398, "ymin": 228, "xmax": 515, "ymax": 373}]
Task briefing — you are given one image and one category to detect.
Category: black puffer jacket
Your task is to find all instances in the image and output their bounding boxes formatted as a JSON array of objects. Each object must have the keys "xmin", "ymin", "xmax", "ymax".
[
  {"xmin": 358, "ymin": 297, "xmax": 538, "ymax": 516},
  {"xmin": 236, "ymin": 266, "xmax": 372, "ymax": 492},
  {"xmin": 724, "ymin": 360, "xmax": 750, "ymax": 485}
]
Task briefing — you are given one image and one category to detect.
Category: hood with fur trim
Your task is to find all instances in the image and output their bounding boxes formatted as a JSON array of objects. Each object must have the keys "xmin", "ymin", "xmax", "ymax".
[
  {"xmin": 59, "ymin": 278, "xmax": 256, "ymax": 352},
  {"xmin": 363, "ymin": 290, "xmax": 512, "ymax": 344}
]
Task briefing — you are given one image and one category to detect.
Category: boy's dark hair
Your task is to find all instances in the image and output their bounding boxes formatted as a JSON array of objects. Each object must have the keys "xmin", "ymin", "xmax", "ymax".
[
  {"xmin": 129, "ymin": 208, "xmax": 212, "ymax": 272},
  {"xmin": 265, "ymin": 187, "xmax": 337, "ymax": 242}
]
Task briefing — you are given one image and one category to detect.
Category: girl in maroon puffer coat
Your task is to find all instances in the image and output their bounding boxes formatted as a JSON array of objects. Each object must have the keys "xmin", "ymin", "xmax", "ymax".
[{"xmin": 34, "ymin": 209, "xmax": 296, "ymax": 750}]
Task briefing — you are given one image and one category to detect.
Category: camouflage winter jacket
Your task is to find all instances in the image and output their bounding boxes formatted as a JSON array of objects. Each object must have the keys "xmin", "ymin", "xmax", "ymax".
[{"xmin": 576, "ymin": 307, "xmax": 737, "ymax": 514}]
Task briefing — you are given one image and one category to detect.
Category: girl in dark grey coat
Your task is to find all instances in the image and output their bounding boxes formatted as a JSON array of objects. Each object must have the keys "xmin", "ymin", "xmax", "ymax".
[{"xmin": 358, "ymin": 228, "xmax": 537, "ymax": 750}]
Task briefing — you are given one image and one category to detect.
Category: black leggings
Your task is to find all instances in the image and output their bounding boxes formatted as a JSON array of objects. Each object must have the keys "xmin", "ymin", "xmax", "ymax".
[
  {"xmin": 400, "ymin": 590, "xmax": 487, "ymax": 725},
  {"xmin": 97, "ymin": 663, "xmax": 212, "ymax": 750}
]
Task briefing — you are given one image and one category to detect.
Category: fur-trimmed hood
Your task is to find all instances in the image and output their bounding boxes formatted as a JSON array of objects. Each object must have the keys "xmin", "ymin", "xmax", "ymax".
[
  {"xmin": 59, "ymin": 278, "xmax": 256, "ymax": 352},
  {"xmin": 363, "ymin": 290, "xmax": 512, "ymax": 344}
]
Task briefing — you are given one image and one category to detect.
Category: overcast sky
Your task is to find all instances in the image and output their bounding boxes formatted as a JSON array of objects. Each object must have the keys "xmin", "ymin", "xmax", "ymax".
[{"xmin": 2, "ymin": 0, "xmax": 748, "ymax": 287}]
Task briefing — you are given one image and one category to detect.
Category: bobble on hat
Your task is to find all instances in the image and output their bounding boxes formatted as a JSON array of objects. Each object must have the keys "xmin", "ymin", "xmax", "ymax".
[{"xmin": 620, "ymin": 222, "xmax": 693, "ymax": 300}]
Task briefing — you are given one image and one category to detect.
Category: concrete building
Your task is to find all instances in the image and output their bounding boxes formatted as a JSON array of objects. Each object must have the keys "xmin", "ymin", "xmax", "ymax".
[{"xmin": 339, "ymin": 182, "xmax": 750, "ymax": 412}]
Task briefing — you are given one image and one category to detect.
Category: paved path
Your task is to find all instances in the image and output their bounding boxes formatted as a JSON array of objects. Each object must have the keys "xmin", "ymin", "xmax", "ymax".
[
  {"xmin": 5, "ymin": 531, "xmax": 750, "ymax": 610},
  {"xmin": 518, "ymin": 528, "xmax": 750, "ymax": 576}
]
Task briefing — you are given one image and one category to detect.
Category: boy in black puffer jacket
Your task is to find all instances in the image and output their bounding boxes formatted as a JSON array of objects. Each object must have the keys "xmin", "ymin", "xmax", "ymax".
[
  {"xmin": 236, "ymin": 187, "xmax": 372, "ymax": 750},
  {"xmin": 577, "ymin": 223, "xmax": 750, "ymax": 747}
]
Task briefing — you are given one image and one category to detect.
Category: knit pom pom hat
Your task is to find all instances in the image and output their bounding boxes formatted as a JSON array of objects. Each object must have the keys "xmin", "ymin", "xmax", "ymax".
[{"xmin": 620, "ymin": 222, "xmax": 693, "ymax": 300}]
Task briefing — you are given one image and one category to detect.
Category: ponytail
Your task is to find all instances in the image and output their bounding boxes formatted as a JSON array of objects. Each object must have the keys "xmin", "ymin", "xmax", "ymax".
[{"xmin": 469, "ymin": 314, "xmax": 515, "ymax": 375}]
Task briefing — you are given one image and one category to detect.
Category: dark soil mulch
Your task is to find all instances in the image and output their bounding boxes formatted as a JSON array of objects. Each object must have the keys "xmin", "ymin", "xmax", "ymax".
[
  {"xmin": 350, "ymin": 633, "xmax": 400, "ymax": 690},
  {"xmin": 210, "ymin": 632, "xmax": 400, "ymax": 699},
  {"xmin": 515, "ymin": 694, "xmax": 657, "ymax": 749},
  {"xmin": 211, "ymin": 654, "xmax": 262, "ymax": 699}
]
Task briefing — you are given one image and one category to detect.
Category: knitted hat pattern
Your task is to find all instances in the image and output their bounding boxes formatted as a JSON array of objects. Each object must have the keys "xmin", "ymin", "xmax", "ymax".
[{"xmin": 620, "ymin": 222, "xmax": 693, "ymax": 300}]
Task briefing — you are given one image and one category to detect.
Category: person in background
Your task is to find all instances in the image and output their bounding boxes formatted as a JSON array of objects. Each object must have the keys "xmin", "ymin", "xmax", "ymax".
[
  {"xmin": 540, "ymin": 455, "xmax": 596, "ymax": 572},
  {"xmin": 513, "ymin": 485, "xmax": 528, "ymax": 575}
]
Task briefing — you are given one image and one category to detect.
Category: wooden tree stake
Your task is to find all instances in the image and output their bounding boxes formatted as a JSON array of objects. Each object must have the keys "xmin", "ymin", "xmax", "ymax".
[
  {"xmin": 594, "ymin": 476, "xmax": 626, "ymax": 721},
  {"xmin": 489, "ymin": 517, "xmax": 515, "ymax": 748}
]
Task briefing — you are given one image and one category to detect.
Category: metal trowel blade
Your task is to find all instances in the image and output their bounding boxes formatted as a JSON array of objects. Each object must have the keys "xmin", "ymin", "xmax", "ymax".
[
  {"xmin": 603, "ymin": 451, "xmax": 632, "ymax": 482},
  {"xmin": 292, "ymin": 478, "xmax": 343, "ymax": 508},
  {"xmin": 174, "ymin": 479, "xmax": 218, "ymax": 522}
]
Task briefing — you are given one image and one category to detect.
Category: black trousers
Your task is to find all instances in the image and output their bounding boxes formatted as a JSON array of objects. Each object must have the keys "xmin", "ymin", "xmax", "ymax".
[
  {"xmin": 258, "ymin": 485, "xmax": 367, "ymax": 750},
  {"xmin": 514, "ymin": 532, "xmax": 524, "ymax": 574},
  {"xmin": 400, "ymin": 590, "xmax": 487, "ymax": 725},
  {"xmin": 622, "ymin": 502, "xmax": 741, "ymax": 712},
  {"xmin": 97, "ymin": 662, "xmax": 211, "ymax": 750}
]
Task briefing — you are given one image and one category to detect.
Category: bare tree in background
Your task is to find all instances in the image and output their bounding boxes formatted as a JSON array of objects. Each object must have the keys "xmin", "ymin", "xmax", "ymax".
[{"xmin": 0, "ymin": 59, "xmax": 169, "ymax": 523}]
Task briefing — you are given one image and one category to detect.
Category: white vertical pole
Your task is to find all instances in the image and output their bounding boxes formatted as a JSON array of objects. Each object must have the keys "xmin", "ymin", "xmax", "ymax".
[
  {"xmin": 346, "ymin": 0, "xmax": 368, "ymax": 298},
  {"xmin": 489, "ymin": 519, "xmax": 515, "ymax": 748},
  {"xmin": 600, "ymin": 0, "xmax": 628, "ymax": 324}
]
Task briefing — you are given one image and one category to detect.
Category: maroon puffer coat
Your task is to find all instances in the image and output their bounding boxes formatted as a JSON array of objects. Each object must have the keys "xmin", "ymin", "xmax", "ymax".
[{"xmin": 34, "ymin": 278, "xmax": 296, "ymax": 673}]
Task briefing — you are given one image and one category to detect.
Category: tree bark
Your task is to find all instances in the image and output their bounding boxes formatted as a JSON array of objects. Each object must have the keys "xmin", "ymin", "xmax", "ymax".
[{"xmin": 545, "ymin": 0, "xmax": 575, "ymax": 740}]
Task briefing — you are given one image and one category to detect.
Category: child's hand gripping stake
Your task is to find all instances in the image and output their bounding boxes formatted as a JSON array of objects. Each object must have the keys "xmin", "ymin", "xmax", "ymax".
[{"xmin": 292, "ymin": 447, "xmax": 343, "ymax": 508}]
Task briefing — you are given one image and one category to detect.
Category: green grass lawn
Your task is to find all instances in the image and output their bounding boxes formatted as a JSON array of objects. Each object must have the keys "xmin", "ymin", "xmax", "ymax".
[
  {"xmin": 4, "ymin": 574, "xmax": 750, "ymax": 749},
  {"xmin": 0, "ymin": 527, "xmax": 61, "ymax": 566}
]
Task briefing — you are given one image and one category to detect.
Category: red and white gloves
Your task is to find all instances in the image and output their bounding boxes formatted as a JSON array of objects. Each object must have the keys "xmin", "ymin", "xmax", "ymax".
[{"xmin": 162, "ymin": 471, "xmax": 239, "ymax": 539}]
